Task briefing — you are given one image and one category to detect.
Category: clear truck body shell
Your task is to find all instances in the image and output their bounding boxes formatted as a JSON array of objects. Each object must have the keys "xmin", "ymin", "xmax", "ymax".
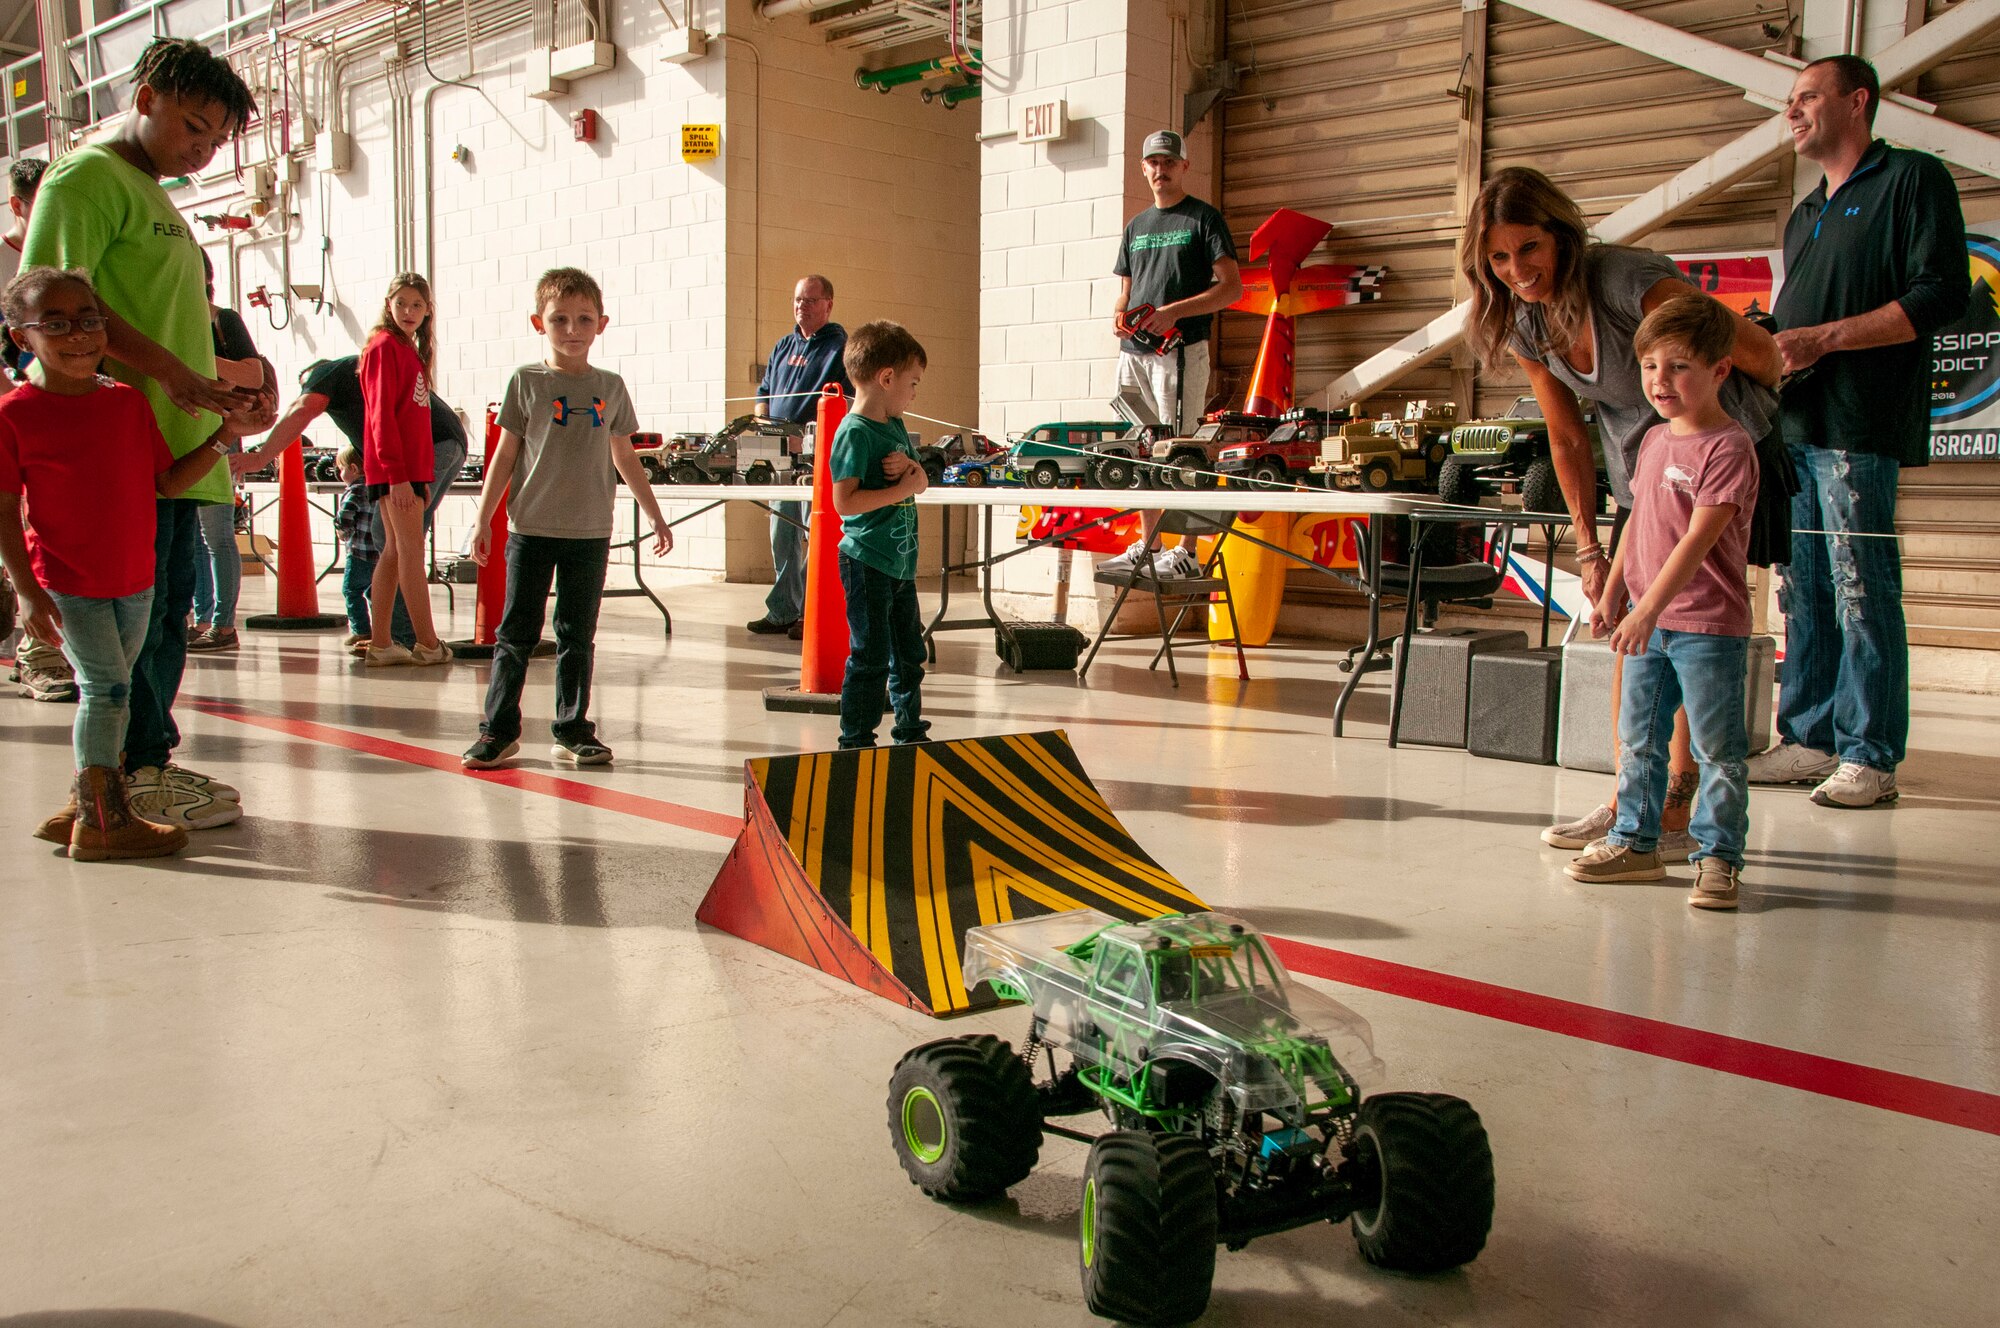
[{"xmin": 962, "ymin": 910, "xmax": 1383, "ymax": 1117}]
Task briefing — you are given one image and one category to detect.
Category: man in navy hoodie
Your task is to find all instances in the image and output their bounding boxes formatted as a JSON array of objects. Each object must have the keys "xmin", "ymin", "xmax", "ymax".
[{"xmin": 747, "ymin": 274, "xmax": 853, "ymax": 638}]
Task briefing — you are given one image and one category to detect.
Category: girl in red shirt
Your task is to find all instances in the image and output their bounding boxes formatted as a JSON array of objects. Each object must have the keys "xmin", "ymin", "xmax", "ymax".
[
  {"xmin": 0, "ymin": 266, "xmax": 238, "ymax": 859},
  {"xmin": 360, "ymin": 272, "xmax": 447, "ymax": 665}
]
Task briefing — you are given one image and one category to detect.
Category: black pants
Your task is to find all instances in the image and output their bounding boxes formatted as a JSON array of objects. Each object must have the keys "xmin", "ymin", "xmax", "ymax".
[
  {"xmin": 124, "ymin": 498, "xmax": 201, "ymax": 773},
  {"xmin": 480, "ymin": 533, "xmax": 609, "ymax": 745},
  {"xmin": 837, "ymin": 553, "xmax": 928, "ymax": 749}
]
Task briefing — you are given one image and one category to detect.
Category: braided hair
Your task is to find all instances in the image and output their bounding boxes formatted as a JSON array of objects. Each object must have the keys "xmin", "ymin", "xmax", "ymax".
[{"xmin": 131, "ymin": 38, "xmax": 257, "ymax": 132}]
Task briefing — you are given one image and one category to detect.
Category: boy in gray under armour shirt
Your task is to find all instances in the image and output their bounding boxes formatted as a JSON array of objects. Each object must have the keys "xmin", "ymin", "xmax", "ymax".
[{"xmin": 462, "ymin": 267, "xmax": 671, "ymax": 770}]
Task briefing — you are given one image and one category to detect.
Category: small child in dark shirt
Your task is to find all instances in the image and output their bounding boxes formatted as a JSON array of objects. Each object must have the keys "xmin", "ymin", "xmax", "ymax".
[{"xmin": 333, "ymin": 445, "xmax": 379, "ymax": 647}]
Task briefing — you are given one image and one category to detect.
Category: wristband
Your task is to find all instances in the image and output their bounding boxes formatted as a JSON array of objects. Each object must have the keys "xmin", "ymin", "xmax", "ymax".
[
  {"xmin": 1576, "ymin": 543, "xmax": 1608, "ymax": 566},
  {"xmin": 210, "ymin": 437, "xmax": 231, "ymax": 457}
]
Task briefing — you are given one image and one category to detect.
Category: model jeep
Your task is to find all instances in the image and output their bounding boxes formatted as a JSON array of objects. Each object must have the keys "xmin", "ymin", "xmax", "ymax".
[
  {"xmin": 1440, "ymin": 394, "xmax": 1605, "ymax": 514},
  {"xmin": 1004, "ymin": 421, "xmax": 1142, "ymax": 489},
  {"xmin": 1149, "ymin": 412, "xmax": 1281, "ymax": 490},
  {"xmin": 665, "ymin": 415, "xmax": 806, "ymax": 485},
  {"xmin": 1315, "ymin": 399, "xmax": 1457, "ymax": 493},
  {"xmin": 887, "ymin": 909, "xmax": 1495, "ymax": 1327},
  {"xmin": 1215, "ymin": 406, "xmax": 1347, "ymax": 489}
]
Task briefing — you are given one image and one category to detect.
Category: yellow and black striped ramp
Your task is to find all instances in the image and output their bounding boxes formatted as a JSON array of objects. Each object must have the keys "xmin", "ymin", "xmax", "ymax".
[{"xmin": 695, "ymin": 730, "xmax": 1208, "ymax": 1016}]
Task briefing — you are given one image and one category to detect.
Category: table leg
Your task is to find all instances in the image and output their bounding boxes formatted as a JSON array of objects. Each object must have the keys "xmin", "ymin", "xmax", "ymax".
[{"xmin": 1332, "ymin": 514, "xmax": 1382, "ymax": 737}]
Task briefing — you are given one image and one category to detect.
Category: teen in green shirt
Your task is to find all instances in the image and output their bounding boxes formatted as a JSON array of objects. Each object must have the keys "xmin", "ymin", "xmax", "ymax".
[{"xmin": 18, "ymin": 38, "xmax": 263, "ymax": 834}]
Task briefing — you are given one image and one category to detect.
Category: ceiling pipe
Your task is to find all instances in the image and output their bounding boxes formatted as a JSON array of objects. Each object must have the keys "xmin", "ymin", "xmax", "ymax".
[{"xmin": 758, "ymin": 0, "xmax": 865, "ymax": 18}]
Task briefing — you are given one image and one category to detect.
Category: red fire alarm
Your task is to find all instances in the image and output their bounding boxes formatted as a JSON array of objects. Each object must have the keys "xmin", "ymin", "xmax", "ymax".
[{"xmin": 572, "ymin": 109, "xmax": 597, "ymax": 143}]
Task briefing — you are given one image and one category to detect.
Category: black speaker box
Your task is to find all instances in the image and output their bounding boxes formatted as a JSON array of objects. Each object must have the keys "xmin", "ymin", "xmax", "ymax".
[
  {"xmin": 1392, "ymin": 627, "xmax": 1530, "ymax": 748},
  {"xmin": 995, "ymin": 621, "xmax": 1086, "ymax": 672},
  {"xmin": 1468, "ymin": 648, "xmax": 1564, "ymax": 764}
]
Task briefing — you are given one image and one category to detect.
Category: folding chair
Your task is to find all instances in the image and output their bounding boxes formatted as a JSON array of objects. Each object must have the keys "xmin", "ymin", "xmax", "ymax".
[{"xmin": 1079, "ymin": 510, "xmax": 1248, "ymax": 686}]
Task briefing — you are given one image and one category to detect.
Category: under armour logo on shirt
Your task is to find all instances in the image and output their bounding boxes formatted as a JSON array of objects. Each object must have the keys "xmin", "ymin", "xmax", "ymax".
[
  {"xmin": 1844, "ymin": 206, "xmax": 1861, "ymax": 217},
  {"xmin": 551, "ymin": 395, "xmax": 606, "ymax": 426}
]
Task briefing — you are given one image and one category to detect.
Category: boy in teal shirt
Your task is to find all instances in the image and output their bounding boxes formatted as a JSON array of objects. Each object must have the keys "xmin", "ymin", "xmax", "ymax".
[
  {"xmin": 21, "ymin": 38, "xmax": 264, "ymax": 832},
  {"xmin": 829, "ymin": 321, "xmax": 931, "ymax": 749}
]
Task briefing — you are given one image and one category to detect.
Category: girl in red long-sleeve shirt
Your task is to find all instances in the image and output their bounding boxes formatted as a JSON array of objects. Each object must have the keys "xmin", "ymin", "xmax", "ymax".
[{"xmin": 360, "ymin": 273, "xmax": 447, "ymax": 665}]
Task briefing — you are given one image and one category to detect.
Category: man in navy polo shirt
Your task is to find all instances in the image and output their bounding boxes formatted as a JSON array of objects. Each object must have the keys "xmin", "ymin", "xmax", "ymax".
[
  {"xmin": 1749, "ymin": 55, "xmax": 1968, "ymax": 808},
  {"xmin": 747, "ymin": 274, "xmax": 852, "ymax": 637}
]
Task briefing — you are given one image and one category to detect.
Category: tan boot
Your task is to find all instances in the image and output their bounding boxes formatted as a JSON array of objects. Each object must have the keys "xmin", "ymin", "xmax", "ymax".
[
  {"xmin": 34, "ymin": 787, "xmax": 78, "ymax": 844},
  {"xmin": 69, "ymin": 766, "xmax": 188, "ymax": 862}
]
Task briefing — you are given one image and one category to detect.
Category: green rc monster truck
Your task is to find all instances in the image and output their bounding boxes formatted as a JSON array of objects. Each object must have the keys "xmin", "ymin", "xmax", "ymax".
[
  {"xmin": 1440, "ymin": 393, "xmax": 1606, "ymax": 515},
  {"xmin": 886, "ymin": 910, "xmax": 1495, "ymax": 1326}
]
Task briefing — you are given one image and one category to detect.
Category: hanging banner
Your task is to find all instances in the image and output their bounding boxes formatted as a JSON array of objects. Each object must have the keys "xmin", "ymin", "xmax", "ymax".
[
  {"xmin": 1929, "ymin": 228, "xmax": 2000, "ymax": 461},
  {"xmin": 1671, "ymin": 251, "xmax": 1784, "ymax": 319}
]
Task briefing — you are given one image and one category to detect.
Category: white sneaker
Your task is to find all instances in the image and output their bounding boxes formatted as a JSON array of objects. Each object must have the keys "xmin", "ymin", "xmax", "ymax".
[
  {"xmin": 162, "ymin": 763, "xmax": 240, "ymax": 803},
  {"xmin": 364, "ymin": 643, "xmax": 417, "ymax": 667},
  {"xmin": 1541, "ymin": 803, "xmax": 1615, "ymax": 850},
  {"xmin": 128, "ymin": 766, "xmax": 242, "ymax": 830},
  {"xmin": 408, "ymin": 642, "xmax": 453, "ymax": 666},
  {"xmin": 1745, "ymin": 741, "xmax": 1838, "ymax": 785},
  {"xmin": 1157, "ymin": 545, "xmax": 1204, "ymax": 580},
  {"xmin": 1811, "ymin": 762, "xmax": 1899, "ymax": 809},
  {"xmin": 1097, "ymin": 539, "xmax": 1149, "ymax": 572}
]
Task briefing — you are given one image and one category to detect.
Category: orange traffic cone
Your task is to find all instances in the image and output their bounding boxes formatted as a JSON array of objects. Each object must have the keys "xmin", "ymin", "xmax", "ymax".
[
  {"xmin": 763, "ymin": 385, "xmax": 850, "ymax": 714},
  {"xmin": 244, "ymin": 438, "xmax": 344, "ymax": 630}
]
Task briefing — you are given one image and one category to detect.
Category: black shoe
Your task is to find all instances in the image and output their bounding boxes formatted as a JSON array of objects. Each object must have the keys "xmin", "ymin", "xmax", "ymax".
[
  {"xmin": 462, "ymin": 736, "xmax": 519, "ymax": 770},
  {"xmin": 747, "ymin": 616, "xmax": 798, "ymax": 635},
  {"xmin": 552, "ymin": 738, "xmax": 613, "ymax": 766},
  {"xmin": 787, "ymin": 620, "xmax": 804, "ymax": 641}
]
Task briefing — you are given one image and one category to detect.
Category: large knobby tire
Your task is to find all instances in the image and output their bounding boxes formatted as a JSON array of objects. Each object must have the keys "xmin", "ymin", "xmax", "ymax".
[
  {"xmin": 1348, "ymin": 1092, "xmax": 1495, "ymax": 1273},
  {"xmin": 1095, "ymin": 457, "xmax": 1136, "ymax": 489},
  {"xmin": 886, "ymin": 1035, "xmax": 1042, "ymax": 1202},
  {"xmin": 1437, "ymin": 456, "xmax": 1480, "ymax": 507},
  {"xmin": 1522, "ymin": 456, "xmax": 1563, "ymax": 517},
  {"xmin": 1031, "ymin": 460, "xmax": 1065, "ymax": 489},
  {"xmin": 1175, "ymin": 453, "xmax": 1217, "ymax": 491},
  {"xmin": 1361, "ymin": 459, "xmax": 1395, "ymax": 492},
  {"xmin": 1251, "ymin": 461, "xmax": 1287, "ymax": 491},
  {"xmin": 668, "ymin": 461, "xmax": 704, "ymax": 486},
  {"xmin": 744, "ymin": 462, "xmax": 774, "ymax": 486},
  {"xmin": 1079, "ymin": 1131, "xmax": 1218, "ymax": 1326},
  {"xmin": 924, "ymin": 456, "xmax": 947, "ymax": 485}
]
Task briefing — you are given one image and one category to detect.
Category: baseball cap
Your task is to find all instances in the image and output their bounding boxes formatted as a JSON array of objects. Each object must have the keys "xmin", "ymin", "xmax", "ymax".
[{"xmin": 1141, "ymin": 129, "xmax": 1186, "ymax": 161}]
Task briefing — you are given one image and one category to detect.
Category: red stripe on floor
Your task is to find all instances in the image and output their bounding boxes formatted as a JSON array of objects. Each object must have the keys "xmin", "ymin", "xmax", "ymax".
[
  {"xmin": 192, "ymin": 698, "xmax": 1995, "ymax": 1135},
  {"xmin": 193, "ymin": 700, "xmax": 745, "ymax": 840},
  {"xmin": 1266, "ymin": 936, "xmax": 2000, "ymax": 1137}
]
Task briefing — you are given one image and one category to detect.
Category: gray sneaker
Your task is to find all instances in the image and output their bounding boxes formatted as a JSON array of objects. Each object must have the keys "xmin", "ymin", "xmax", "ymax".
[
  {"xmin": 128, "ymin": 766, "xmax": 243, "ymax": 830},
  {"xmin": 1689, "ymin": 858, "xmax": 1741, "ymax": 910},
  {"xmin": 16, "ymin": 643, "xmax": 76, "ymax": 702},
  {"xmin": 1811, "ymin": 762, "xmax": 1899, "ymax": 809},
  {"xmin": 1541, "ymin": 803, "xmax": 1615, "ymax": 850},
  {"xmin": 1745, "ymin": 741, "xmax": 1838, "ymax": 785}
]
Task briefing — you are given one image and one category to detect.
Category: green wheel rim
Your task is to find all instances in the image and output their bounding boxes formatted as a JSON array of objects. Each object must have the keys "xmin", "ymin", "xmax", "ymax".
[
  {"xmin": 1080, "ymin": 1177, "xmax": 1097, "ymax": 1268},
  {"xmin": 901, "ymin": 1086, "xmax": 947, "ymax": 1165}
]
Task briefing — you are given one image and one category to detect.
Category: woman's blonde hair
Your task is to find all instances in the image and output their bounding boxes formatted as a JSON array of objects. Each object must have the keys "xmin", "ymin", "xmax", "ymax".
[
  {"xmin": 1458, "ymin": 167, "xmax": 1592, "ymax": 369},
  {"xmin": 372, "ymin": 272, "xmax": 436, "ymax": 374}
]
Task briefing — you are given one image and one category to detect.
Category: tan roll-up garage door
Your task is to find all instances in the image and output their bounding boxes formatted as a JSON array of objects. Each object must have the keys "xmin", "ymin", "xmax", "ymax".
[
  {"xmin": 1901, "ymin": 2, "xmax": 2000, "ymax": 659},
  {"xmin": 1217, "ymin": 0, "xmax": 1466, "ymax": 417}
]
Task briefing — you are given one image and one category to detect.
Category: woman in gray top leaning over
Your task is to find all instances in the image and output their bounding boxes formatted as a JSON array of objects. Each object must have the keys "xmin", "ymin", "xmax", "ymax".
[{"xmin": 1459, "ymin": 166, "xmax": 1783, "ymax": 859}]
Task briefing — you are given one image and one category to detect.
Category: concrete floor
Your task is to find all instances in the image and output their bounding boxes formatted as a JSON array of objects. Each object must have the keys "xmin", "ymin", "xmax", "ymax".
[{"xmin": 3, "ymin": 578, "xmax": 1996, "ymax": 1328}]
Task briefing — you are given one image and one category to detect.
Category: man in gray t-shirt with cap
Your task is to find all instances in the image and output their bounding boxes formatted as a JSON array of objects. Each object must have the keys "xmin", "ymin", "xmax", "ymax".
[{"xmin": 1102, "ymin": 129, "xmax": 1242, "ymax": 576}]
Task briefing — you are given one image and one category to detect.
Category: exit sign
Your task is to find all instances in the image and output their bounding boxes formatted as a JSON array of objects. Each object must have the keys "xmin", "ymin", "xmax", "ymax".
[{"xmin": 1019, "ymin": 98, "xmax": 1067, "ymax": 144}]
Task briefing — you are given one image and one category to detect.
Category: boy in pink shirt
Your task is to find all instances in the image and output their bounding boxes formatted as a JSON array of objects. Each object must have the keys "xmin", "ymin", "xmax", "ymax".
[{"xmin": 1567, "ymin": 295, "xmax": 1761, "ymax": 909}]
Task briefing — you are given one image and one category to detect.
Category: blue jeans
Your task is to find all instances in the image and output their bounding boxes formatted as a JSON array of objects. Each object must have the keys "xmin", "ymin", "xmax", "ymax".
[
  {"xmin": 837, "ymin": 552, "xmax": 928, "ymax": 749},
  {"xmin": 190, "ymin": 499, "xmax": 240, "ymax": 628},
  {"xmin": 479, "ymin": 533, "xmax": 609, "ymax": 745},
  {"xmin": 50, "ymin": 590, "xmax": 154, "ymax": 769},
  {"xmin": 1611, "ymin": 629, "xmax": 1750, "ymax": 867},
  {"xmin": 385, "ymin": 433, "xmax": 467, "ymax": 646},
  {"xmin": 1778, "ymin": 446, "xmax": 1906, "ymax": 770},
  {"xmin": 766, "ymin": 500, "xmax": 808, "ymax": 623},
  {"xmin": 125, "ymin": 498, "xmax": 201, "ymax": 773},
  {"xmin": 342, "ymin": 552, "xmax": 377, "ymax": 637}
]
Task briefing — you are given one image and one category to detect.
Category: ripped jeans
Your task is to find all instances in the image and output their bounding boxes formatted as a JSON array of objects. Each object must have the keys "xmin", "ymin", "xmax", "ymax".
[
  {"xmin": 1778, "ymin": 446, "xmax": 1905, "ymax": 770},
  {"xmin": 49, "ymin": 589, "xmax": 155, "ymax": 770}
]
